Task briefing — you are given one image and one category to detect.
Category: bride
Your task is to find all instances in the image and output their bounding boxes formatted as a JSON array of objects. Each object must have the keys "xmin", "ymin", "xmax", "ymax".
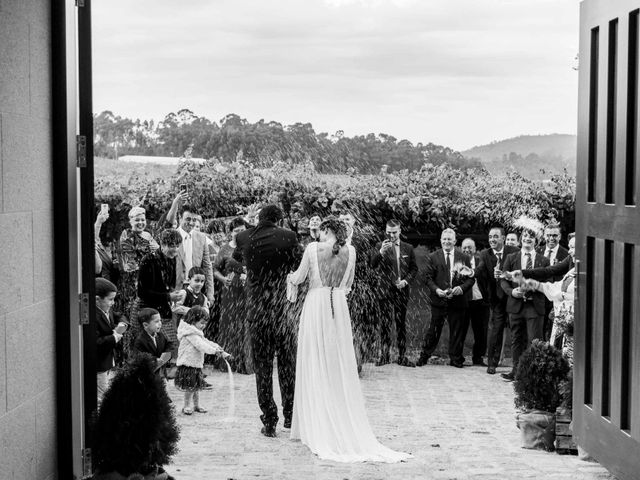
[{"xmin": 287, "ymin": 216, "xmax": 412, "ymax": 463}]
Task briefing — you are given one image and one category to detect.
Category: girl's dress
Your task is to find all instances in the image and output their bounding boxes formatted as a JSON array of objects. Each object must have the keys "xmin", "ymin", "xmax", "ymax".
[
  {"xmin": 174, "ymin": 321, "xmax": 223, "ymax": 392},
  {"xmin": 287, "ymin": 242, "xmax": 412, "ymax": 463}
]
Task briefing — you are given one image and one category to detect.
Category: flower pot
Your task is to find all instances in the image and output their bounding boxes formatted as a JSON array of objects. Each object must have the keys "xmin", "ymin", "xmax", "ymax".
[{"xmin": 516, "ymin": 409, "xmax": 556, "ymax": 451}]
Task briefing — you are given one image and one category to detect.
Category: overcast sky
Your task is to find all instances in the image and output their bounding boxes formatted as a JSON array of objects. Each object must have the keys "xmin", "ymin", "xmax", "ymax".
[{"xmin": 93, "ymin": 0, "xmax": 579, "ymax": 151}]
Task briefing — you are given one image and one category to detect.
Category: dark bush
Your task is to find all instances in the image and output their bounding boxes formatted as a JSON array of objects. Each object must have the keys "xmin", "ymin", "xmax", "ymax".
[{"xmin": 514, "ymin": 339, "xmax": 571, "ymax": 413}]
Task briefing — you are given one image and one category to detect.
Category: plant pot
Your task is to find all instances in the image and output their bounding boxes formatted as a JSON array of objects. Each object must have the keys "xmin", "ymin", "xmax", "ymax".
[{"xmin": 516, "ymin": 409, "xmax": 556, "ymax": 451}]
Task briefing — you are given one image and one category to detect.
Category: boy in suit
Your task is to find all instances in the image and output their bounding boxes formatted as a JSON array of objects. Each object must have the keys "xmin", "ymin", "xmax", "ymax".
[
  {"xmin": 133, "ymin": 308, "xmax": 173, "ymax": 374},
  {"xmin": 500, "ymin": 223, "xmax": 550, "ymax": 381}
]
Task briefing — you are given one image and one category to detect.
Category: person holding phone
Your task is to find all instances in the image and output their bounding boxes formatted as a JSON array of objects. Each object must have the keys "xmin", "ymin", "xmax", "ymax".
[
  {"xmin": 369, "ymin": 219, "xmax": 418, "ymax": 367},
  {"xmin": 96, "ymin": 278, "xmax": 129, "ymax": 404}
]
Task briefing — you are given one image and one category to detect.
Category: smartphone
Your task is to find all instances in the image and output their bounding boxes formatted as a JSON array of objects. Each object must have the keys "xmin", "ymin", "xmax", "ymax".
[
  {"xmin": 180, "ymin": 184, "xmax": 188, "ymax": 194},
  {"xmin": 101, "ymin": 203, "xmax": 109, "ymax": 215}
]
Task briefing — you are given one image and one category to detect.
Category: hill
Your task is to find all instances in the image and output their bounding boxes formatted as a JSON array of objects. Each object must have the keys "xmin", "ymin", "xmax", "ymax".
[{"xmin": 462, "ymin": 134, "xmax": 577, "ymax": 179}]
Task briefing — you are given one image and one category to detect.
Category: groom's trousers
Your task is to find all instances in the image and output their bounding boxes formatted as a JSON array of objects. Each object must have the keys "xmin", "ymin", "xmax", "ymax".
[
  {"xmin": 248, "ymin": 290, "xmax": 297, "ymax": 429},
  {"xmin": 378, "ymin": 289, "xmax": 410, "ymax": 360}
]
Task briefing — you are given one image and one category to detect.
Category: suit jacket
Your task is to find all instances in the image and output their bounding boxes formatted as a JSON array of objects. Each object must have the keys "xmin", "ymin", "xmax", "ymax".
[
  {"xmin": 500, "ymin": 250, "xmax": 550, "ymax": 315},
  {"xmin": 475, "ymin": 245, "xmax": 519, "ymax": 306},
  {"xmin": 522, "ymin": 255, "xmax": 573, "ymax": 281},
  {"xmin": 467, "ymin": 254, "xmax": 490, "ymax": 305},
  {"xmin": 233, "ymin": 220, "xmax": 301, "ymax": 297},
  {"xmin": 370, "ymin": 240, "xmax": 418, "ymax": 294},
  {"xmin": 425, "ymin": 248, "xmax": 475, "ymax": 309},
  {"xmin": 133, "ymin": 330, "xmax": 172, "ymax": 358},
  {"xmin": 96, "ymin": 308, "xmax": 125, "ymax": 373},
  {"xmin": 137, "ymin": 250, "xmax": 176, "ymax": 319},
  {"xmin": 176, "ymin": 229, "xmax": 214, "ymax": 302}
]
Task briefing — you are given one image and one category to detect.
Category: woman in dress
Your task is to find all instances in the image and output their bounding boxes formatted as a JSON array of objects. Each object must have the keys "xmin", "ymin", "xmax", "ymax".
[
  {"xmin": 212, "ymin": 217, "xmax": 252, "ymax": 374},
  {"xmin": 287, "ymin": 217, "xmax": 412, "ymax": 463}
]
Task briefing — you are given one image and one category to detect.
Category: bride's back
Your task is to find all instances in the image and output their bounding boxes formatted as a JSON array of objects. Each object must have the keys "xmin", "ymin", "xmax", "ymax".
[{"xmin": 315, "ymin": 242, "xmax": 350, "ymax": 288}]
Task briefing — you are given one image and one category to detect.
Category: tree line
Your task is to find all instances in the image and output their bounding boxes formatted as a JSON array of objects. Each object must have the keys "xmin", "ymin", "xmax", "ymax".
[{"xmin": 94, "ymin": 109, "xmax": 483, "ymax": 174}]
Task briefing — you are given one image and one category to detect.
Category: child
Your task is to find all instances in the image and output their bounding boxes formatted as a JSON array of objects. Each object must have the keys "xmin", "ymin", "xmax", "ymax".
[
  {"xmin": 96, "ymin": 278, "xmax": 128, "ymax": 405},
  {"xmin": 172, "ymin": 266, "xmax": 210, "ymax": 325},
  {"xmin": 175, "ymin": 306, "xmax": 230, "ymax": 415},
  {"xmin": 133, "ymin": 308, "xmax": 173, "ymax": 372}
]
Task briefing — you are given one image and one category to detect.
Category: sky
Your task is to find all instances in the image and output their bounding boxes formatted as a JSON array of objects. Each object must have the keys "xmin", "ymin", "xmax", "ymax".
[{"xmin": 92, "ymin": 0, "xmax": 580, "ymax": 151}]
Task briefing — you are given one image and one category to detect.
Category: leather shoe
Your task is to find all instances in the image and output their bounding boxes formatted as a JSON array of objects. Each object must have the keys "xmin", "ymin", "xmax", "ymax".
[
  {"xmin": 486, "ymin": 366, "xmax": 496, "ymax": 375},
  {"xmin": 284, "ymin": 418, "xmax": 292, "ymax": 429},
  {"xmin": 397, "ymin": 357, "xmax": 416, "ymax": 367},
  {"xmin": 473, "ymin": 360, "xmax": 488, "ymax": 367},
  {"xmin": 261, "ymin": 426, "xmax": 277, "ymax": 437},
  {"xmin": 501, "ymin": 372, "xmax": 515, "ymax": 381},
  {"xmin": 449, "ymin": 361, "xmax": 464, "ymax": 368},
  {"xmin": 375, "ymin": 357, "xmax": 390, "ymax": 366}
]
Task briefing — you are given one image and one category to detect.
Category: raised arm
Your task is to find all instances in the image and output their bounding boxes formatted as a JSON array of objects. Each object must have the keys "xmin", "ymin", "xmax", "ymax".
[
  {"xmin": 288, "ymin": 243, "xmax": 312, "ymax": 286},
  {"xmin": 522, "ymin": 255, "xmax": 572, "ymax": 281}
]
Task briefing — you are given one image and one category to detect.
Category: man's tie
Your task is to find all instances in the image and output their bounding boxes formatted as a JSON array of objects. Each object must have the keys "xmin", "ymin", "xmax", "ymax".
[
  {"xmin": 525, "ymin": 252, "xmax": 533, "ymax": 270},
  {"xmin": 545, "ymin": 249, "xmax": 551, "ymax": 259},
  {"xmin": 446, "ymin": 252, "xmax": 451, "ymax": 286},
  {"xmin": 496, "ymin": 252, "xmax": 502, "ymax": 268}
]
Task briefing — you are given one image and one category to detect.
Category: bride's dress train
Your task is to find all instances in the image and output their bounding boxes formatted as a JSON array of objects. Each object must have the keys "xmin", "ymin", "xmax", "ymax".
[{"xmin": 287, "ymin": 242, "xmax": 412, "ymax": 463}]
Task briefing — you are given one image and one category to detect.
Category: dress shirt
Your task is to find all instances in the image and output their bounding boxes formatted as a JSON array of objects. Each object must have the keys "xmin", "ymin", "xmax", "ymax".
[
  {"xmin": 178, "ymin": 227, "xmax": 193, "ymax": 275},
  {"xmin": 521, "ymin": 249, "xmax": 536, "ymax": 269},
  {"xmin": 394, "ymin": 242, "xmax": 401, "ymax": 280},
  {"xmin": 146, "ymin": 330, "xmax": 157, "ymax": 348},
  {"xmin": 469, "ymin": 256, "xmax": 483, "ymax": 300},
  {"xmin": 544, "ymin": 245, "xmax": 560, "ymax": 265},
  {"xmin": 443, "ymin": 249, "xmax": 454, "ymax": 285}
]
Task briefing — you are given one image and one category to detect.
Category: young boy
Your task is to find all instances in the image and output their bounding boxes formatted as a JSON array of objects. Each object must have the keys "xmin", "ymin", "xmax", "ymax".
[
  {"xmin": 133, "ymin": 308, "xmax": 174, "ymax": 372},
  {"xmin": 172, "ymin": 266, "xmax": 210, "ymax": 322},
  {"xmin": 96, "ymin": 278, "xmax": 128, "ymax": 404}
]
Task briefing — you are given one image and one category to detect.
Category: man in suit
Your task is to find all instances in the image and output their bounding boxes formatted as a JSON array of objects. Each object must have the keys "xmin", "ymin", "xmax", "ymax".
[
  {"xmin": 537, "ymin": 221, "xmax": 569, "ymax": 340},
  {"xmin": 233, "ymin": 204, "xmax": 301, "ymax": 437},
  {"xmin": 175, "ymin": 205, "xmax": 214, "ymax": 306},
  {"xmin": 460, "ymin": 238, "xmax": 491, "ymax": 367},
  {"xmin": 370, "ymin": 219, "xmax": 419, "ymax": 367},
  {"xmin": 474, "ymin": 227, "xmax": 519, "ymax": 374},
  {"xmin": 417, "ymin": 229, "xmax": 475, "ymax": 368},
  {"xmin": 500, "ymin": 227, "xmax": 550, "ymax": 381}
]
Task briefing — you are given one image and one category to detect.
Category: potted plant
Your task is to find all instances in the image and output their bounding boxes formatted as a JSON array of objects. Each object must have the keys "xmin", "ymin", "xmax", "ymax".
[{"xmin": 514, "ymin": 339, "xmax": 571, "ymax": 451}]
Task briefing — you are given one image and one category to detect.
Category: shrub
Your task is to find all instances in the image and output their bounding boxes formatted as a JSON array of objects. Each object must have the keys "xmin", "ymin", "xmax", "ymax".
[{"xmin": 514, "ymin": 339, "xmax": 571, "ymax": 413}]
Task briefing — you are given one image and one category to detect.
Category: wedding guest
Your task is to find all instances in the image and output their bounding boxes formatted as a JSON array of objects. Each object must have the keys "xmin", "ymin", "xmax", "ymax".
[
  {"xmin": 117, "ymin": 206, "xmax": 160, "ymax": 320},
  {"xmin": 133, "ymin": 308, "xmax": 173, "ymax": 375},
  {"xmin": 417, "ymin": 229, "xmax": 474, "ymax": 368},
  {"xmin": 95, "ymin": 206, "xmax": 118, "ymax": 284},
  {"xmin": 206, "ymin": 219, "xmax": 227, "ymax": 260},
  {"xmin": 96, "ymin": 278, "xmax": 127, "ymax": 404},
  {"xmin": 135, "ymin": 229, "xmax": 186, "ymax": 377},
  {"xmin": 461, "ymin": 238, "xmax": 490, "ymax": 366},
  {"xmin": 474, "ymin": 227, "xmax": 519, "ymax": 375},
  {"xmin": 537, "ymin": 221, "xmax": 569, "ymax": 341},
  {"xmin": 172, "ymin": 266, "xmax": 210, "ymax": 326},
  {"xmin": 499, "ymin": 218, "xmax": 549, "ymax": 381},
  {"xmin": 173, "ymin": 204, "xmax": 214, "ymax": 307},
  {"xmin": 505, "ymin": 232, "xmax": 520, "ymax": 248},
  {"xmin": 298, "ymin": 214, "xmax": 322, "ymax": 248},
  {"xmin": 370, "ymin": 219, "xmax": 418, "ymax": 367},
  {"xmin": 213, "ymin": 217, "xmax": 252, "ymax": 374}
]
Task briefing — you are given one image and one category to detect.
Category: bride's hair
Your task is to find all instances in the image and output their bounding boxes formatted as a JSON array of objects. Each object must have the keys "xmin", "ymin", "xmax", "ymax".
[{"xmin": 319, "ymin": 216, "xmax": 347, "ymax": 255}]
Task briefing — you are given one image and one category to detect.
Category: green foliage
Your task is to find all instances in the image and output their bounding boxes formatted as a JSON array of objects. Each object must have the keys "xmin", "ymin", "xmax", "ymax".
[
  {"xmin": 93, "ymin": 109, "xmax": 481, "ymax": 173},
  {"xmin": 514, "ymin": 339, "xmax": 571, "ymax": 413},
  {"xmin": 94, "ymin": 157, "xmax": 576, "ymax": 245}
]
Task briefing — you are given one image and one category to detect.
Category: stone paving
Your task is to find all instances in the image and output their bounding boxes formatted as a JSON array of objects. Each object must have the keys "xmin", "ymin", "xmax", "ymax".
[{"xmin": 167, "ymin": 361, "xmax": 616, "ymax": 480}]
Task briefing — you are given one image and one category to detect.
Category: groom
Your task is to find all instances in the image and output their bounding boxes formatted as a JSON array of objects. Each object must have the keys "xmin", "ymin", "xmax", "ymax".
[{"xmin": 233, "ymin": 204, "xmax": 301, "ymax": 437}]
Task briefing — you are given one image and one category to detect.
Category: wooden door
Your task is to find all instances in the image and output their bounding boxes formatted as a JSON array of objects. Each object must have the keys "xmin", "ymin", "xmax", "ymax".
[{"xmin": 575, "ymin": 2, "xmax": 640, "ymax": 479}]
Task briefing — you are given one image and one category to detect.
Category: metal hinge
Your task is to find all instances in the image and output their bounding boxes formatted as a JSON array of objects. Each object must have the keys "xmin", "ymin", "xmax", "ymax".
[
  {"xmin": 82, "ymin": 448, "xmax": 92, "ymax": 478},
  {"xmin": 76, "ymin": 0, "xmax": 85, "ymax": 7},
  {"xmin": 76, "ymin": 135, "xmax": 87, "ymax": 167},
  {"xmin": 79, "ymin": 293, "xmax": 90, "ymax": 325}
]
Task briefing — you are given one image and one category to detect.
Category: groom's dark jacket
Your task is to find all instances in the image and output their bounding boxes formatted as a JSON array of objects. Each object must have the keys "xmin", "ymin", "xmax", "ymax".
[
  {"xmin": 233, "ymin": 220, "xmax": 301, "ymax": 297},
  {"xmin": 370, "ymin": 240, "xmax": 418, "ymax": 294}
]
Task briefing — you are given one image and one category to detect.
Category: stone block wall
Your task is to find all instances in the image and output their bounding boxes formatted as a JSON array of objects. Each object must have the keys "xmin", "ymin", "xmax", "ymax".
[{"xmin": 0, "ymin": 1, "xmax": 57, "ymax": 479}]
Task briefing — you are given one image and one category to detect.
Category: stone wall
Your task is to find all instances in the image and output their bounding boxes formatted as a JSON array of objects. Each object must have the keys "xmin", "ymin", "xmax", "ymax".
[{"xmin": 0, "ymin": 1, "xmax": 57, "ymax": 479}]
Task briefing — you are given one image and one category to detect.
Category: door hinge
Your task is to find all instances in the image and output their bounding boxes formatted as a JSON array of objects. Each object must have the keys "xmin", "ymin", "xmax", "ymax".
[
  {"xmin": 79, "ymin": 293, "xmax": 90, "ymax": 325},
  {"xmin": 76, "ymin": 135, "xmax": 87, "ymax": 167},
  {"xmin": 82, "ymin": 447, "xmax": 92, "ymax": 478},
  {"xmin": 76, "ymin": 0, "xmax": 85, "ymax": 7}
]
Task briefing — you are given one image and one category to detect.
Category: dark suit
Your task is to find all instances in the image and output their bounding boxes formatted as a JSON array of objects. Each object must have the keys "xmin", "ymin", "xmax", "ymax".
[
  {"xmin": 133, "ymin": 330, "xmax": 173, "ymax": 359},
  {"xmin": 522, "ymin": 255, "xmax": 573, "ymax": 281},
  {"xmin": 370, "ymin": 240, "xmax": 418, "ymax": 361},
  {"xmin": 537, "ymin": 244, "xmax": 569, "ymax": 340},
  {"xmin": 464, "ymin": 254, "xmax": 491, "ymax": 364},
  {"xmin": 500, "ymin": 250, "xmax": 549, "ymax": 375},
  {"xmin": 420, "ymin": 249, "xmax": 475, "ymax": 365},
  {"xmin": 475, "ymin": 245, "xmax": 519, "ymax": 369},
  {"xmin": 96, "ymin": 308, "xmax": 126, "ymax": 373},
  {"xmin": 233, "ymin": 220, "xmax": 301, "ymax": 429}
]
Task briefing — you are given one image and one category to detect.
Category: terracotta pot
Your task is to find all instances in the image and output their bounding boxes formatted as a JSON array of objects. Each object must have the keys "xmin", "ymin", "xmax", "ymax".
[{"xmin": 516, "ymin": 409, "xmax": 555, "ymax": 451}]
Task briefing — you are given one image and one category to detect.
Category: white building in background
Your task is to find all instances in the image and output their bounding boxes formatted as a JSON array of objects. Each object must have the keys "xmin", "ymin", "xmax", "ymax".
[{"xmin": 119, "ymin": 155, "xmax": 206, "ymax": 165}]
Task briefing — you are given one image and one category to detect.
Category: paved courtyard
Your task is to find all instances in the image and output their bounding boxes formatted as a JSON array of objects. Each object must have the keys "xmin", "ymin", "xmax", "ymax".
[{"xmin": 166, "ymin": 362, "xmax": 616, "ymax": 480}]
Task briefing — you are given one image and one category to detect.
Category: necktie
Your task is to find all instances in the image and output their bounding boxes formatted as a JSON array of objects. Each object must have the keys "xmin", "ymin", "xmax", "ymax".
[
  {"xmin": 525, "ymin": 252, "xmax": 532, "ymax": 269},
  {"xmin": 394, "ymin": 243, "xmax": 400, "ymax": 280},
  {"xmin": 446, "ymin": 252, "xmax": 451, "ymax": 286},
  {"xmin": 545, "ymin": 249, "xmax": 551, "ymax": 259},
  {"xmin": 496, "ymin": 252, "xmax": 502, "ymax": 268}
]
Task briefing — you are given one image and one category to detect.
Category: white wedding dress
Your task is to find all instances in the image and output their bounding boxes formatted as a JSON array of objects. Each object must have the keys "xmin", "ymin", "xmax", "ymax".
[{"xmin": 287, "ymin": 242, "xmax": 412, "ymax": 463}]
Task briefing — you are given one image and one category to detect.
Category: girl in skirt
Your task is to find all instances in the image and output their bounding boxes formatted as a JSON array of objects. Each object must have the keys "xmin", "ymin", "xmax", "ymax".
[{"xmin": 175, "ymin": 306, "xmax": 230, "ymax": 415}]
